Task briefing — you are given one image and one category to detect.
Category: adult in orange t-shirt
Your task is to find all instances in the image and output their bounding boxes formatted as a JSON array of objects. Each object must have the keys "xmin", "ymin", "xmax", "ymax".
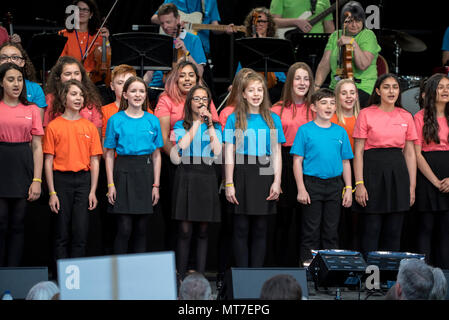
[
  {"xmin": 353, "ymin": 74, "xmax": 418, "ymax": 255},
  {"xmin": 43, "ymin": 79, "xmax": 103, "ymax": 261},
  {"xmin": 59, "ymin": 0, "xmax": 110, "ymax": 74},
  {"xmin": 270, "ymin": 62, "xmax": 314, "ymax": 266}
]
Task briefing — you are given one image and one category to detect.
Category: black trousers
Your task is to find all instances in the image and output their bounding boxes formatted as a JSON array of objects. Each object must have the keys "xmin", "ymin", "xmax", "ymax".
[
  {"xmin": 300, "ymin": 175, "xmax": 343, "ymax": 263},
  {"xmin": 53, "ymin": 171, "xmax": 91, "ymax": 260},
  {"xmin": 359, "ymin": 212, "xmax": 404, "ymax": 254},
  {"xmin": 0, "ymin": 198, "xmax": 27, "ymax": 266},
  {"xmin": 417, "ymin": 210, "xmax": 449, "ymax": 269}
]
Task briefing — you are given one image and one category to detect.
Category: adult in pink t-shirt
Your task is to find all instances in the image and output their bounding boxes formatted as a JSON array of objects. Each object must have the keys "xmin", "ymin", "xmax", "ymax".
[
  {"xmin": 353, "ymin": 73, "xmax": 418, "ymax": 255},
  {"xmin": 0, "ymin": 63, "xmax": 44, "ymax": 267},
  {"xmin": 413, "ymin": 73, "xmax": 449, "ymax": 269},
  {"xmin": 270, "ymin": 62, "xmax": 315, "ymax": 266}
]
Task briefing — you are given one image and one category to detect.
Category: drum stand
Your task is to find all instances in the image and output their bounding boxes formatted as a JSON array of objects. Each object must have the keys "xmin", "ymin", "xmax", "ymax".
[{"xmin": 393, "ymin": 40, "xmax": 401, "ymax": 74}]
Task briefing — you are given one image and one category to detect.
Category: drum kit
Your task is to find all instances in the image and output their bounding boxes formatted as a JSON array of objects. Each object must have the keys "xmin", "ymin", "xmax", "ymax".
[{"xmin": 378, "ymin": 29, "xmax": 428, "ymax": 115}]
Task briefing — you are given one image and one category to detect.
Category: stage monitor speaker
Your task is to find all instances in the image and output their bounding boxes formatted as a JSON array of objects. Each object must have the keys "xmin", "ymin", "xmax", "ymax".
[
  {"xmin": 0, "ymin": 267, "xmax": 48, "ymax": 299},
  {"xmin": 223, "ymin": 268, "xmax": 308, "ymax": 300},
  {"xmin": 365, "ymin": 251, "xmax": 425, "ymax": 283},
  {"xmin": 308, "ymin": 250, "xmax": 367, "ymax": 288}
]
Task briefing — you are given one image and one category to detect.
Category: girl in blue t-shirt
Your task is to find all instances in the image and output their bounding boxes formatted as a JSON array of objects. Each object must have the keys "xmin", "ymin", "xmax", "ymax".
[
  {"xmin": 172, "ymin": 84, "xmax": 222, "ymax": 279},
  {"xmin": 224, "ymin": 72, "xmax": 285, "ymax": 267},
  {"xmin": 104, "ymin": 76, "xmax": 163, "ymax": 254}
]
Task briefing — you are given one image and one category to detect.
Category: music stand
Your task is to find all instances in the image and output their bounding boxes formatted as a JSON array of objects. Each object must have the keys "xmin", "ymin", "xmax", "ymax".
[
  {"xmin": 109, "ymin": 32, "xmax": 173, "ymax": 77},
  {"xmin": 285, "ymin": 31, "xmax": 330, "ymax": 73},
  {"xmin": 27, "ymin": 32, "xmax": 67, "ymax": 85},
  {"xmin": 235, "ymin": 38, "xmax": 295, "ymax": 81}
]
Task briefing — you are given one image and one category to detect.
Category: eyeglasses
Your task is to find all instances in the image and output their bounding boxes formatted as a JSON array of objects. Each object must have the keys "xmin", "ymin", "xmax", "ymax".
[
  {"xmin": 256, "ymin": 20, "xmax": 268, "ymax": 24},
  {"xmin": 0, "ymin": 55, "xmax": 25, "ymax": 63},
  {"xmin": 78, "ymin": 7, "xmax": 90, "ymax": 13},
  {"xmin": 192, "ymin": 96, "xmax": 208, "ymax": 103}
]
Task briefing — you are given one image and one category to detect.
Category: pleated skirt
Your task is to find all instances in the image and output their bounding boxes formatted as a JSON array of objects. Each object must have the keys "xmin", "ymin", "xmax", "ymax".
[
  {"xmin": 416, "ymin": 150, "xmax": 449, "ymax": 212},
  {"xmin": 108, "ymin": 155, "xmax": 154, "ymax": 214},
  {"xmin": 353, "ymin": 148, "xmax": 410, "ymax": 214},
  {"xmin": 172, "ymin": 157, "xmax": 221, "ymax": 222},
  {"xmin": 233, "ymin": 155, "xmax": 277, "ymax": 216},
  {"xmin": 0, "ymin": 142, "xmax": 33, "ymax": 198}
]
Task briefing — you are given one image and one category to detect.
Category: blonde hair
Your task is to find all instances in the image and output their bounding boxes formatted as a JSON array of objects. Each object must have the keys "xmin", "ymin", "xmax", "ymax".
[{"xmin": 334, "ymin": 79, "xmax": 360, "ymax": 124}]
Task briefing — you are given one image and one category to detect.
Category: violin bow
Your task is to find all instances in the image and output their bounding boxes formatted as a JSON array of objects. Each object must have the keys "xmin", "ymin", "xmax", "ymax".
[{"xmin": 82, "ymin": 0, "xmax": 119, "ymax": 61}]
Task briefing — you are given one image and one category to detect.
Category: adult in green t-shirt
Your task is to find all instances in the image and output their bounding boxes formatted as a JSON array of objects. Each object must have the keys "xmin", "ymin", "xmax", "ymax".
[
  {"xmin": 270, "ymin": 0, "xmax": 335, "ymax": 36},
  {"xmin": 314, "ymin": 1, "xmax": 381, "ymax": 108}
]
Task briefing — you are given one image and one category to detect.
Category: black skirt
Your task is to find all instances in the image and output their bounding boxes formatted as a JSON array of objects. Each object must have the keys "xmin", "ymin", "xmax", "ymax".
[
  {"xmin": 233, "ymin": 155, "xmax": 277, "ymax": 216},
  {"xmin": 353, "ymin": 148, "xmax": 410, "ymax": 214},
  {"xmin": 416, "ymin": 150, "xmax": 449, "ymax": 212},
  {"xmin": 278, "ymin": 146, "xmax": 298, "ymax": 208},
  {"xmin": 172, "ymin": 157, "xmax": 221, "ymax": 222},
  {"xmin": 0, "ymin": 142, "xmax": 33, "ymax": 198},
  {"xmin": 108, "ymin": 155, "xmax": 155, "ymax": 214}
]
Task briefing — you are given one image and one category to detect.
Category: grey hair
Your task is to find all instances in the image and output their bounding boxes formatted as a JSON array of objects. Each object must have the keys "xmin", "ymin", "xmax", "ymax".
[
  {"xmin": 397, "ymin": 259, "xmax": 434, "ymax": 300},
  {"xmin": 25, "ymin": 281, "xmax": 60, "ymax": 300},
  {"xmin": 429, "ymin": 267, "xmax": 448, "ymax": 300},
  {"xmin": 178, "ymin": 272, "xmax": 212, "ymax": 300}
]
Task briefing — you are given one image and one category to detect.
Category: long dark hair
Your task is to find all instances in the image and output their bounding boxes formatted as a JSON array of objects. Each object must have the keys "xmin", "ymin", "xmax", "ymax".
[
  {"xmin": 66, "ymin": 0, "xmax": 102, "ymax": 36},
  {"xmin": 422, "ymin": 73, "xmax": 449, "ymax": 144},
  {"xmin": 163, "ymin": 60, "xmax": 202, "ymax": 104},
  {"xmin": 52, "ymin": 79, "xmax": 87, "ymax": 115},
  {"xmin": 367, "ymin": 73, "xmax": 403, "ymax": 108},
  {"xmin": 0, "ymin": 41, "xmax": 38, "ymax": 82},
  {"xmin": 119, "ymin": 76, "xmax": 149, "ymax": 111},
  {"xmin": 182, "ymin": 84, "xmax": 214, "ymax": 130},
  {"xmin": 0, "ymin": 63, "xmax": 31, "ymax": 105},
  {"xmin": 46, "ymin": 56, "xmax": 102, "ymax": 118}
]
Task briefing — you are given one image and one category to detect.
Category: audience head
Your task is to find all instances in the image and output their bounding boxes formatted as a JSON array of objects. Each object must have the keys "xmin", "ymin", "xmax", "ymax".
[
  {"xmin": 393, "ymin": 258, "xmax": 434, "ymax": 300},
  {"xmin": 429, "ymin": 267, "xmax": 448, "ymax": 300},
  {"xmin": 260, "ymin": 274, "xmax": 303, "ymax": 300},
  {"xmin": 25, "ymin": 281, "xmax": 60, "ymax": 300},
  {"xmin": 178, "ymin": 272, "xmax": 212, "ymax": 300}
]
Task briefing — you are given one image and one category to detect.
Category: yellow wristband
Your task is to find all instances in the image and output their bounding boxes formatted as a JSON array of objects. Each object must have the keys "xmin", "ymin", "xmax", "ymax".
[
  {"xmin": 355, "ymin": 181, "xmax": 364, "ymax": 186},
  {"xmin": 33, "ymin": 178, "xmax": 42, "ymax": 183},
  {"xmin": 342, "ymin": 186, "xmax": 353, "ymax": 198},
  {"xmin": 49, "ymin": 191, "xmax": 57, "ymax": 196},
  {"xmin": 349, "ymin": 37, "xmax": 355, "ymax": 45},
  {"xmin": 225, "ymin": 183, "xmax": 234, "ymax": 188},
  {"xmin": 108, "ymin": 183, "xmax": 115, "ymax": 188}
]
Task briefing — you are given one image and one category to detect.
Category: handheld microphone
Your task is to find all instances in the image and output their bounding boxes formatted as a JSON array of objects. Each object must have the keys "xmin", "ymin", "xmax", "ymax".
[{"xmin": 200, "ymin": 104, "xmax": 208, "ymax": 123}]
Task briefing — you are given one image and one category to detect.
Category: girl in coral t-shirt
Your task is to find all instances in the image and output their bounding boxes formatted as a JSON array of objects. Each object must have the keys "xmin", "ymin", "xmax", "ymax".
[{"xmin": 353, "ymin": 73, "xmax": 417, "ymax": 254}]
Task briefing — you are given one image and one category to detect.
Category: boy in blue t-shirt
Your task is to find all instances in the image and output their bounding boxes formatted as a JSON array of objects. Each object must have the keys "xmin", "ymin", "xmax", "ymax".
[{"xmin": 290, "ymin": 88, "xmax": 353, "ymax": 266}]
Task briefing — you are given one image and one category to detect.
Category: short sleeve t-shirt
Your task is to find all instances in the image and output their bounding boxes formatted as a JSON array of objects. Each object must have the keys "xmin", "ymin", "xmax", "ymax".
[
  {"xmin": 223, "ymin": 112, "xmax": 286, "ymax": 156},
  {"xmin": 326, "ymin": 29, "xmax": 381, "ymax": 95},
  {"xmin": 0, "ymin": 102, "xmax": 44, "ymax": 142},
  {"xmin": 104, "ymin": 111, "xmax": 164, "ymax": 155},
  {"xmin": 270, "ymin": 0, "xmax": 333, "ymax": 34},
  {"xmin": 353, "ymin": 106, "xmax": 418, "ymax": 150},
  {"xmin": 173, "ymin": 120, "xmax": 222, "ymax": 157},
  {"xmin": 218, "ymin": 105, "xmax": 234, "ymax": 131},
  {"xmin": 413, "ymin": 109, "xmax": 449, "ymax": 152},
  {"xmin": 43, "ymin": 117, "xmax": 103, "ymax": 172},
  {"xmin": 290, "ymin": 121, "xmax": 353, "ymax": 179},
  {"xmin": 331, "ymin": 113, "xmax": 357, "ymax": 151},
  {"xmin": 25, "ymin": 80, "xmax": 47, "ymax": 108},
  {"xmin": 271, "ymin": 102, "xmax": 314, "ymax": 147}
]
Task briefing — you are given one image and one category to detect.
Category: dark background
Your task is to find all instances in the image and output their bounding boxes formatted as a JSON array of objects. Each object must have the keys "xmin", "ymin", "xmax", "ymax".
[{"xmin": 1, "ymin": 1, "xmax": 447, "ymax": 271}]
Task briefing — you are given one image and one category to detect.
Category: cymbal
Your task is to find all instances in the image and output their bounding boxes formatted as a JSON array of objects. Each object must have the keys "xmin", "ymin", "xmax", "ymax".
[{"xmin": 379, "ymin": 29, "xmax": 427, "ymax": 53}]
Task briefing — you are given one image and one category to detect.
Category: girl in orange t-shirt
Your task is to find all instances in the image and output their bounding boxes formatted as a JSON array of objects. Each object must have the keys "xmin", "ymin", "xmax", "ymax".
[
  {"xmin": 43, "ymin": 79, "xmax": 103, "ymax": 261},
  {"xmin": 414, "ymin": 73, "xmax": 449, "ymax": 268},
  {"xmin": 44, "ymin": 56, "xmax": 103, "ymax": 137},
  {"xmin": 331, "ymin": 79, "xmax": 361, "ymax": 251},
  {"xmin": 0, "ymin": 63, "xmax": 44, "ymax": 266},
  {"xmin": 353, "ymin": 73, "xmax": 418, "ymax": 254},
  {"xmin": 270, "ymin": 62, "xmax": 314, "ymax": 266}
]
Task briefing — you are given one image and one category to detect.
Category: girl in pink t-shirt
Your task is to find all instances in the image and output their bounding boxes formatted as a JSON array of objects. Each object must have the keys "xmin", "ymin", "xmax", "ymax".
[
  {"xmin": 353, "ymin": 73, "xmax": 418, "ymax": 254},
  {"xmin": 44, "ymin": 56, "xmax": 103, "ymax": 135},
  {"xmin": 414, "ymin": 73, "xmax": 449, "ymax": 268},
  {"xmin": 0, "ymin": 63, "xmax": 44, "ymax": 266},
  {"xmin": 270, "ymin": 62, "xmax": 315, "ymax": 266}
]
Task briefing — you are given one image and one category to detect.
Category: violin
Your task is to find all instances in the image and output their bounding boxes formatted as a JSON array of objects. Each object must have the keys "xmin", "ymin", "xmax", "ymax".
[
  {"xmin": 336, "ymin": 12, "xmax": 354, "ymax": 80},
  {"xmin": 90, "ymin": 35, "xmax": 112, "ymax": 85}
]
